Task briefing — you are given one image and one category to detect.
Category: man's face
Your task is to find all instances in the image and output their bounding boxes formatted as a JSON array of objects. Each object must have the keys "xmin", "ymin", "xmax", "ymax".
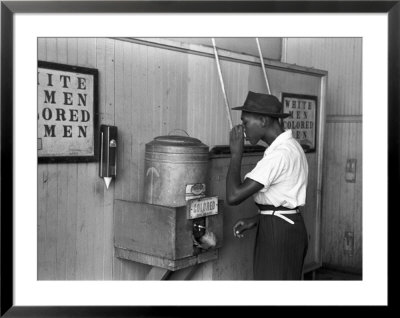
[{"xmin": 241, "ymin": 112, "xmax": 265, "ymax": 145}]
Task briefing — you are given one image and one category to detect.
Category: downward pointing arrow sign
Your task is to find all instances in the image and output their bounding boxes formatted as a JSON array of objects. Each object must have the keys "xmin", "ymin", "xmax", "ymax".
[
  {"xmin": 146, "ymin": 167, "xmax": 159, "ymax": 204},
  {"xmin": 146, "ymin": 166, "xmax": 159, "ymax": 178}
]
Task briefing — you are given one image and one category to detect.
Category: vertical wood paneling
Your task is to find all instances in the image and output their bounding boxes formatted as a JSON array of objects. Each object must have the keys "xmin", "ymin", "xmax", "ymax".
[
  {"xmin": 286, "ymin": 38, "xmax": 362, "ymax": 272},
  {"xmin": 96, "ymin": 39, "xmax": 109, "ymax": 271},
  {"xmin": 186, "ymin": 55, "xmax": 249, "ymax": 147},
  {"xmin": 45, "ymin": 164, "xmax": 58, "ymax": 279},
  {"xmin": 111, "ymin": 39, "xmax": 125, "ymax": 279},
  {"xmin": 65, "ymin": 38, "xmax": 79, "ymax": 279},
  {"xmin": 55, "ymin": 164, "xmax": 68, "ymax": 280},
  {"xmin": 286, "ymin": 38, "xmax": 362, "ymax": 116},
  {"xmin": 191, "ymin": 262, "xmax": 213, "ymax": 280},
  {"xmin": 54, "ymin": 38, "xmax": 68, "ymax": 280},
  {"xmin": 102, "ymin": 38, "xmax": 116, "ymax": 279},
  {"xmin": 37, "ymin": 38, "xmax": 48, "ymax": 279},
  {"xmin": 86, "ymin": 177, "xmax": 102, "ymax": 280},
  {"xmin": 354, "ymin": 124, "xmax": 362, "ymax": 269},
  {"xmin": 37, "ymin": 163, "xmax": 48, "ymax": 279},
  {"xmin": 95, "ymin": 37, "xmax": 115, "ymax": 279},
  {"xmin": 65, "ymin": 164, "xmax": 78, "ymax": 279},
  {"xmin": 116, "ymin": 44, "xmax": 192, "ymax": 280},
  {"xmin": 75, "ymin": 163, "xmax": 89, "ymax": 279},
  {"xmin": 122, "ymin": 40, "xmax": 134, "ymax": 201},
  {"xmin": 322, "ymin": 123, "xmax": 362, "ymax": 271},
  {"xmin": 38, "ymin": 38, "xmax": 116, "ymax": 280},
  {"xmin": 75, "ymin": 38, "xmax": 88, "ymax": 279},
  {"xmin": 148, "ymin": 46, "xmax": 162, "ymax": 137},
  {"xmin": 37, "ymin": 38, "xmax": 47, "ymax": 60},
  {"xmin": 113, "ymin": 41, "xmax": 151, "ymax": 280},
  {"xmin": 38, "ymin": 38, "xmax": 328, "ymax": 280},
  {"xmin": 76, "ymin": 38, "xmax": 102, "ymax": 279},
  {"xmin": 38, "ymin": 38, "xmax": 58, "ymax": 280},
  {"xmin": 187, "ymin": 54, "xmax": 207, "ymax": 141},
  {"xmin": 133, "ymin": 43, "xmax": 148, "ymax": 202}
]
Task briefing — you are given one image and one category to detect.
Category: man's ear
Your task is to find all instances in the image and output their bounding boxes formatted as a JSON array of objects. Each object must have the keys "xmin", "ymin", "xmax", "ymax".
[{"xmin": 260, "ymin": 115, "xmax": 268, "ymax": 127}]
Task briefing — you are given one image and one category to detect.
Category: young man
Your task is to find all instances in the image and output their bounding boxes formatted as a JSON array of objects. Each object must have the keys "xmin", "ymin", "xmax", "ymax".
[{"xmin": 226, "ymin": 91, "xmax": 309, "ymax": 280}]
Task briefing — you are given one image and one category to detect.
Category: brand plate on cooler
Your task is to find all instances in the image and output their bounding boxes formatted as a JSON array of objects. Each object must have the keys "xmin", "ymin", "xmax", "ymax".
[
  {"xmin": 187, "ymin": 196, "xmax": 218, "ymax": 219},
  {"xmin": 185, "ymin": 183, "xmax": 206, "ymax": 201}
]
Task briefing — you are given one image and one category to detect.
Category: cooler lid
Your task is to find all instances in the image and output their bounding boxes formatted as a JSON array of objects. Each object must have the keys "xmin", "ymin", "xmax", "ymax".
[
  {"xmin": 146, "ymin": 135, "xmax": 209, "ymax": 153},
  {"xmin": 154, "ymin": 135, "xmax": 203, "ymax": 145}
]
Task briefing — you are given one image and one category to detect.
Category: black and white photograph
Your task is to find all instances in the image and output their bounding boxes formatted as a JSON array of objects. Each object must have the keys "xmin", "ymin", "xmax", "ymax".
[
  {"xmin": 36, "ymin": 37, "xmax": 361, "ymax": 281},
  {"xmin": 1, "ymin": 1, "xmax": 394, "ymax": 314}
]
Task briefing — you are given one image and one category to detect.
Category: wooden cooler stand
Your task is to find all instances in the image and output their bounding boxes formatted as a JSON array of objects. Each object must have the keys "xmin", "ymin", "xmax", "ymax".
[{"xmin": 114, "ymin": 199, "xmax": 223, "ymax": 274}]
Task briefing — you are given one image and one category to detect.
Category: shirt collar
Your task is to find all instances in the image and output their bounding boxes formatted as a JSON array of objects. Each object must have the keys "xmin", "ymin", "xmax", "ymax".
[{"xmin": 264, "ymin": 130, "xmax": 292, "ymax": 154}]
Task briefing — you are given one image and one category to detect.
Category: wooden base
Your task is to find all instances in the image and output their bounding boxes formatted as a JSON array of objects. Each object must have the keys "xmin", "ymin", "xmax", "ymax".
[
  {"xmin": 302, "ymin": 260, "xmax": 322, "ymax": 274},
  {"xmin": 115, "ymin": 247, "xmax": 218, "ymax": 272},
  {"xmin": 146, "ymin": 266, "xmax": 170, "ymax": 280},
  {"xmin": 302, "ymin": 260, "xmax": 322, "ymax": 280}
]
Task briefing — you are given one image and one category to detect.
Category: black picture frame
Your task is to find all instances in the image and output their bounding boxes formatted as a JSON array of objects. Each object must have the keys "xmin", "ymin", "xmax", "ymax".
[
  {"xmin": 281, "ymin": 92, "xmax": 318, "ymax": 153},
  {"xmin": 37, "ymin": 60, "xmax": 99, "ymax": 163},
  {"xmin": 1, "ymin": 1, "xmax": 396, "ymax": 316}
]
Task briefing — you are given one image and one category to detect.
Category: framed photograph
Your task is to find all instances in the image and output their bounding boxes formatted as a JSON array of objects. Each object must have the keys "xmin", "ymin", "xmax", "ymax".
[
  {"xmin": 37, "ymin": 61, "xmax": 99, "ymax": 163},
  {"xmin": 1, "ymin": 0, "xmax": 396, "ymax": 316},
  {"xmin": 281, "ymin": 93, "xmax": 318, "ymax": 152}
]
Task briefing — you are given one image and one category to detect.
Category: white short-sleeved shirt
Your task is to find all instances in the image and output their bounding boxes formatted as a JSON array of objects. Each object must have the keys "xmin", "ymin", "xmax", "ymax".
[{"xmin": 244, "ymin": 130, "xmax": 308, "ymax": 208}]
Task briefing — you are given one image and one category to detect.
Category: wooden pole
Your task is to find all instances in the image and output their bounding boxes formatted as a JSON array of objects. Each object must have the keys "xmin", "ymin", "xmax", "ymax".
[
  {"xmin": 211, "ymin": 38, "xmax": 233, "ymax": 130},
  {"xmin": 256, "ymin": 38, "xmax": 271, "ymax": 94}
]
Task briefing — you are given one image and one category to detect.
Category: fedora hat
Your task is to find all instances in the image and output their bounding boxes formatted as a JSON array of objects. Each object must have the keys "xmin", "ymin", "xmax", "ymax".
[{"xmin": 232, "ymin": 91, "xmax": 290, "ymax": 118}]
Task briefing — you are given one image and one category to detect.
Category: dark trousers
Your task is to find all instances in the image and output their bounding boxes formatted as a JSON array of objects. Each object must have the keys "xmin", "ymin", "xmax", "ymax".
[{"xmin": 253, "ymin": 213, "xmax": 308, "ymax": 280}]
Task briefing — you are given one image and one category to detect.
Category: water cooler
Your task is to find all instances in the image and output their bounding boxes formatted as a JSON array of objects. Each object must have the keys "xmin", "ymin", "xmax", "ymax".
[{"xmin": 114, "ymin": 134, "xmax": 223, "ymax": 272}]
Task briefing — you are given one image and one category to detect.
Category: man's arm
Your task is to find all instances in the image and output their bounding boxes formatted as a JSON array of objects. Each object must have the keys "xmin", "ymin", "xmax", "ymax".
[
  {"xmin": 226, "ymin": 125, "xmax": 263, "ymax": 205},
  {"xmin": 226, "ymin": 155, "xmax": 263, "ymax": 205}
]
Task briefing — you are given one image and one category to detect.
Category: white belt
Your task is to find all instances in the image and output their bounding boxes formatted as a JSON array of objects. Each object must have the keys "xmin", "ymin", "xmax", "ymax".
[{"xmin": 259, "ymin": 209, "xmax": 299, "ymax": 225}]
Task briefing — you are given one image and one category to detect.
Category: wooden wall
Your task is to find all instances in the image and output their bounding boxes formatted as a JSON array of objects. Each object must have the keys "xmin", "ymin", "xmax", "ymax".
[
  {"xmin": 286, "ymin": 38, "xmax": 362, "ymax": 273},
  {"xmin": 37, "ymin": 38, "xmax": 116, "ymax": 279},
  {"xmin": 167, "ymin": 37, "xmax": 282, "ymax": 61},
  {"xmin": 38, "ymin": 38, "xmax": 325, "ymax": 280}
]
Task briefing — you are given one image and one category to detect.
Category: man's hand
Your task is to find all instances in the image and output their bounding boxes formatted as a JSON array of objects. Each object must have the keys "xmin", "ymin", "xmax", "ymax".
[
  {"xmin": 233, "ymin": 217, "xmax": 258, "ymax": 238},
  {"xmin": 229, "ymin": 124, "xmax": 244, "ymax": 157}
]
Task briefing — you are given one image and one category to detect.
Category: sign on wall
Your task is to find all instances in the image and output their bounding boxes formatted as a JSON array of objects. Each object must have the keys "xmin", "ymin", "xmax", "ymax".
[
  {"xmin": 37, "ymin": 61, "xmax": 98, "ymax": 163},
  {"xmin": 281, "ymin": 93, "xmax": 317, "ymax": 152}
]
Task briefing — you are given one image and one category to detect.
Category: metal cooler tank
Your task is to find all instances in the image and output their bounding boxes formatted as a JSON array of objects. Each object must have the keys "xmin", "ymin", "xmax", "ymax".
[
  {"xmin": 143, "ymin": 135, "xmax": 209, "ymax": 207},
  {"xmin": 114, "ymin": 134, "xmax": 222, "ymax": 272}
]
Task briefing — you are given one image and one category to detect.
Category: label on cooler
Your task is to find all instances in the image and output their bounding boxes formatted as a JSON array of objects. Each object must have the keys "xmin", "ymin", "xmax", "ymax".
[
  {"xmin": 187, "ymin": 196, "xmax": 218, "ymax": 219},
  {"xmin": 185, "ymin": 183, "xmax": 206, "ymax": 201}
]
